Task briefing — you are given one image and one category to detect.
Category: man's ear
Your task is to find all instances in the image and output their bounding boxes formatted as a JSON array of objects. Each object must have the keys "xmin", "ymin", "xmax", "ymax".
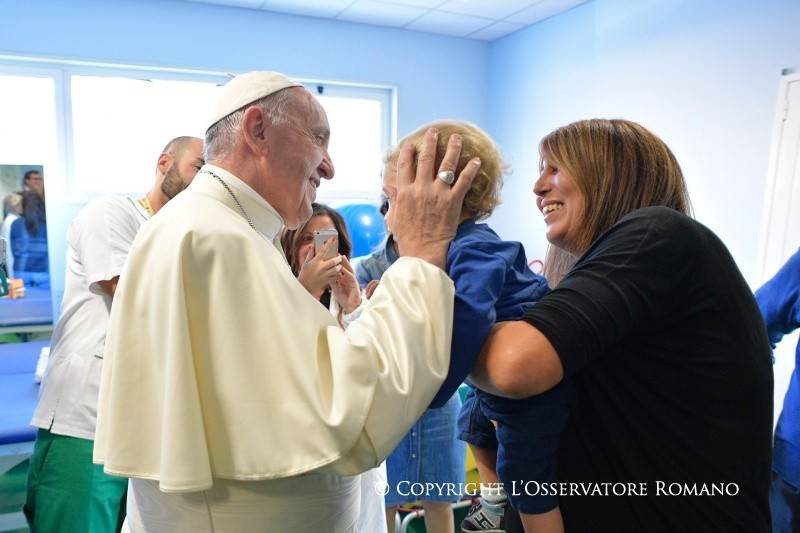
[
  {"xmin": 156, "ymin": 153, "xmax": 173, "ymax": 175},
  {"xmin": 241, "ymin": 106, "xmax": 268, "ymax": 157}
]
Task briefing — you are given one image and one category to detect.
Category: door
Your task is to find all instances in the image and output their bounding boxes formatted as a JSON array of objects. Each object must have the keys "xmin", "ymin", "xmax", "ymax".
[{"xmin": 756, "ymin": 72, "xmax": 800, "ymax": 427}]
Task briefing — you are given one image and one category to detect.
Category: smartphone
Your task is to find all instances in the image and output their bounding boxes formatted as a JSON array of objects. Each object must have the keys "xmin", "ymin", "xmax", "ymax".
[{"xmin": 313, "ymin": 228, "xmax": 338, "ymax": 260}]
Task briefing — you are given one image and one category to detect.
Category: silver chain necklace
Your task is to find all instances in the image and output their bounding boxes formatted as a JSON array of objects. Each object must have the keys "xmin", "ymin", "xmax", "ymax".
[{"xmin": 199, "ymin": 169, "xmax": 257, "ymax": 232}]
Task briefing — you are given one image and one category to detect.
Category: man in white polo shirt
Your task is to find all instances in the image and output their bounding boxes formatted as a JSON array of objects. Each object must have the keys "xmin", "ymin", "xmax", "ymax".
[{"xmin": 24, "ymin": 136, "xmax": 204, "ymax": 533}]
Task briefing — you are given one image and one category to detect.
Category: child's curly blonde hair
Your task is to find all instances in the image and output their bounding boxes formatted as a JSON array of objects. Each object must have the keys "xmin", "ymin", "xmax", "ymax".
[{"xmin": 385, "ymin": 120, "xmax": 506, "ymax": 221}]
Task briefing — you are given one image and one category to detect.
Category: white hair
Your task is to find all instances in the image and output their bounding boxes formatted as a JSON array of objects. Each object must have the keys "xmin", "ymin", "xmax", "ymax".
[{"xmin": 204, "ymin": 87, "xmax": 296, "ymax": 161}]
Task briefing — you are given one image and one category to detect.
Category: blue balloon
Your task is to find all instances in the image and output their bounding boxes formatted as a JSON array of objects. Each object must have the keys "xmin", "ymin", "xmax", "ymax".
[{"xmin": 336, "ymin": 202, "xmax": 387, "ymax": 258}]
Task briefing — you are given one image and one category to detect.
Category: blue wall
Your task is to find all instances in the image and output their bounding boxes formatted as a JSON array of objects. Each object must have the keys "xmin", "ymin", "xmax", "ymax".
[{"xmin": 486, "ymin": 0, "xmax": 800, "ymax": 283}]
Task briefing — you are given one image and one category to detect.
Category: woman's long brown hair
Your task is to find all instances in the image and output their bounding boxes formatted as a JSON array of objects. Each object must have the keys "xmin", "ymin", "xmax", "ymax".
[{"xmin": 540, "ymin": 119, "xmax": 692, "ymax": 285}]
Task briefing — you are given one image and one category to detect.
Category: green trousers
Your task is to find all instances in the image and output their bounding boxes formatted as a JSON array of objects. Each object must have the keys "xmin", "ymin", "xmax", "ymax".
[{"xmin": 24, "ymin": 428, "xmax": 127, "ymax": 533}]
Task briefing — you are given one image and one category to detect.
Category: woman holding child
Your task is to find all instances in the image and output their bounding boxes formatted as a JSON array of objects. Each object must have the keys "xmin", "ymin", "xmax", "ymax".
[
  {"xmin": 362, "ymin": 116, "xmax": 770, "ymax": 532},
  {"xmin": 461, "ymin": 119, "xmax": 773, "ymax": 532},
  {"xmin": 381, "ymin": 121, "xmax": 568, "ymax": 533}
]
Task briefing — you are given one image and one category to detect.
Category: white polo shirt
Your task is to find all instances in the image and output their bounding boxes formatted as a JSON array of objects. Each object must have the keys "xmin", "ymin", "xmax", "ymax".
[{"xmin": 31, "ymin": 195, "xmax": 150, "ymax": 440}]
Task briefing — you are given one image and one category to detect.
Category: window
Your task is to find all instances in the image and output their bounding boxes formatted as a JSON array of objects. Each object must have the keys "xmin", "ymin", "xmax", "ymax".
[
  {"xmin": 0, "ymin": 57, "xmax": 394, "ymax": 317},
  {"xmin": 68, "ymin": 76, "xmax": 391, "ymax": 198},
  {"xmin": 0, "ymin": 73, "xmax": 58, "ymax": 169},
  {"xmin": 0, "ymin": 57, "xmax": 393, "ymax": 200},
  {"xmin": 70, "ymin": 75, "xmax": 221, "ymax": 194},
  {"xmin": 306, "ymin": 84, "xmax": 392, "ymax": 202}
]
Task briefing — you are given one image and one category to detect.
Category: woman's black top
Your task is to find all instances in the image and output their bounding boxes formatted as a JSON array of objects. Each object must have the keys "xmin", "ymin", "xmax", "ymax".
[{"xmin": 524, "ymin": 206, "xmax": 772, "ymax": 532}]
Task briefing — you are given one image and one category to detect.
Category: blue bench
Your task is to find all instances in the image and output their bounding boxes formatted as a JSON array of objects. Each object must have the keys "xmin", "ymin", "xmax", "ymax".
[
  {"xmin": 0, "ymin": 341, "xmax": 45, "ymax": 475},
  {"xmin": 0, "ymin": 288, "xmax": 53, "ymax": 336}
]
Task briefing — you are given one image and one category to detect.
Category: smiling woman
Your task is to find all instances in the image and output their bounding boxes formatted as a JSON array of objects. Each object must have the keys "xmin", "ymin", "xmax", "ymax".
[
  {"xmin": 535, "ymin": 119, "xmax": 690, "ymax": 284},
  {"xmin": 535, "ymin": 161, "xmax": 584, "ymax": 258},
  {"xmin": 470, "ymin": 119, "xmax": 772, "ymax": 533},
  {"xmin": 281, "ymin": 202, "xmax": 353, "ymax": 308}
]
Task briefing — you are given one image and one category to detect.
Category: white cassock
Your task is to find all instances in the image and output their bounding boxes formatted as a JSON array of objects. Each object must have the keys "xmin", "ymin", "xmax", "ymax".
[{"xmin": 94, "ymin": 165, "xmax": 453, "ymax": 532}]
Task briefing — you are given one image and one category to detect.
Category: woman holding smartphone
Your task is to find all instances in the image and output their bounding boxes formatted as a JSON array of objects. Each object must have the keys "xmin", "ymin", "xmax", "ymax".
[{"xmin": 282, "ymin": 202, "xmax": 362, "ymax": 323}]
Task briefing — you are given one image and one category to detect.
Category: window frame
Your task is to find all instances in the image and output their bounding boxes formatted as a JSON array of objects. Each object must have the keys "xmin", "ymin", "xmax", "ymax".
[
  {"xmin": 301, "ymin": 81, "xmax": 395, "ymax": 203},
  {"xmin": 0, "ymin": 53, "xmax": 396, "ymax": 204},
  {"xmin": 0, "ymin": 62, "xmax": 66, "ymax": 188}
]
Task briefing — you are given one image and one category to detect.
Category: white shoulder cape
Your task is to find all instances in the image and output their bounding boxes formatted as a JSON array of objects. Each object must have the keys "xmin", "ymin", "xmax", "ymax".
[{"xmin": 93, "ymin": 173, "xmax": 453, "ymax": 492}]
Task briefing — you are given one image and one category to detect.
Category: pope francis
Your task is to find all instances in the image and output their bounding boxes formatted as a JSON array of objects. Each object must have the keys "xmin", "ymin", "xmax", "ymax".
[{"xmin": 93, "ymin": 71, "xmax": 480, "ymax": 532}]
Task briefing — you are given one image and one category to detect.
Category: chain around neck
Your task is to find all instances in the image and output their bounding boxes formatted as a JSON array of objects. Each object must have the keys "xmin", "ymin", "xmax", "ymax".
[
  {"xmin": 138, "ymin": 196, "xmax": 155, "ymax": 217},
  {"xmin": 200, "ymin": 169, "xmax": 257, "ymax": 232}
]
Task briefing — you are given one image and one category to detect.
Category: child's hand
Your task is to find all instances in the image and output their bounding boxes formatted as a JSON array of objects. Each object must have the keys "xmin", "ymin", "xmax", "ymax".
[
  {"xmin": 365, "ymin": 280, "xmax": 380, "ymax": 300},
  {"xmin": 331, "ymin": 256, "xmax": 361, "ymax": 313}
]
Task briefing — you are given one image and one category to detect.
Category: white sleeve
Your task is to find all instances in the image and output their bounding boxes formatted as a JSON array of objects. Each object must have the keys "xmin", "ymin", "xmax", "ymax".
[
  {"xmin": 329, "ymin": 292, "xmax": 368, "ymax": 329},
  {"xmin": 76, "ymin": 198, "xmax": 141, "ymax": 292},
  {"xmin": 324, "ymin": 258, "xmax": 453, "ymax": 472}
]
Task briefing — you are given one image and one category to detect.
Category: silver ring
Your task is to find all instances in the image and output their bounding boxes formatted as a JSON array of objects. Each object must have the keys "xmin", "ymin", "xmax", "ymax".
[{"xmin": 437, "ymin": 170, "xmax": 455, "ymax": 185}]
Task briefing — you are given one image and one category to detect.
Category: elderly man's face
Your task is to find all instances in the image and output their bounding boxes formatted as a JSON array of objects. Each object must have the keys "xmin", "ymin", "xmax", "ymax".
[{"xmin": 264, "ymin": 89, "xmax": 334, "ymax": 229}]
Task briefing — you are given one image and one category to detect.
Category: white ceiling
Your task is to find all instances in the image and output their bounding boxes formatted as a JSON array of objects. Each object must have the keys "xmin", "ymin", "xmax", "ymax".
[{"xmin": 183, "ymin": 0, "xmax": 589, "ymax": 40}]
